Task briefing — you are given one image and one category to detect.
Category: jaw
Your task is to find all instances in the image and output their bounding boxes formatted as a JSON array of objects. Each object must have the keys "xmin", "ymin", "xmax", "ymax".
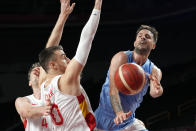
[{"xmin": 135, "ymin": 46, "xmax": 151, "ymax": 56}]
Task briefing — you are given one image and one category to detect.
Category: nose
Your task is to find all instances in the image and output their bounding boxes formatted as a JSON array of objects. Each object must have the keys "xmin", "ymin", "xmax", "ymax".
[{"xmin": 141, "ymin": 36, "xmax": 146, "ymax": 40}]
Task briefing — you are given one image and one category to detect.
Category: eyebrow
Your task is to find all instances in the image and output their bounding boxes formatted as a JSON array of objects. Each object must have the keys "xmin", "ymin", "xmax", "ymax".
[{"xmin": 61, "ymin": 53, "xmax": 66, "ymax": 57}]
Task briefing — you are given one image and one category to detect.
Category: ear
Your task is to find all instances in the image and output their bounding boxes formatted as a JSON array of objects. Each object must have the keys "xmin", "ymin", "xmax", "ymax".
[
  {"xmin": 29, "ymin": 81, "xmax": 32, "ymax": 86},
  {"xmin": 152, "ymin": 43, "xmax": 156, "ymax": 49},
  {"xmin": 48, "ymin": 61, "xmax": 55, "ymax": 69},
  {"xmin": 133, "ymin": 41, "xmax": 137, "ymax": 48}
]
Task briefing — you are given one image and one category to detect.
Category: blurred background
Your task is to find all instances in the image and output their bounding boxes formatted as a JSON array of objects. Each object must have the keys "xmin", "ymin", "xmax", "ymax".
[{"xmin": 0, "ymin": 0, "xmax": 196, "ymax": 130}]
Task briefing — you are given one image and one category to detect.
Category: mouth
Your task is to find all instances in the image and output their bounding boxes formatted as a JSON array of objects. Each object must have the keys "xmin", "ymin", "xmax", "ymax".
[{"xmin": 139, "ymin": 40, "xmax": 146, "ymax": 44}]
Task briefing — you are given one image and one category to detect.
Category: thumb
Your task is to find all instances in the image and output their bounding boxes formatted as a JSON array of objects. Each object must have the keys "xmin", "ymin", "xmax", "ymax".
[
  {"xmin": 70, "ymin": 3, "xmax": 76, "ymax": 12},
  {"xmin": 126, "ymin": 111, "xmax": 132, "ymax": 118}
]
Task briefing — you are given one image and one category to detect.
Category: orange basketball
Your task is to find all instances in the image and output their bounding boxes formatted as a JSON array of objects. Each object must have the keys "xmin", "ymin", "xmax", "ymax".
[{"xmin": 114, "ymin": 63, "xmax": 146, "ymax": 95}]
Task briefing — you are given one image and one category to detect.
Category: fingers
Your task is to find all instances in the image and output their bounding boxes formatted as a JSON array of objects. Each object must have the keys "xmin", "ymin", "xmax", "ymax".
[
  {"xmin": 44, "ymin": 108, "xmax": 51, "ymax": 116},
  {"xmin": 65, "ymin": 0, "xmax": 70, "ymax": 4},
  {"xmin": 43, "ymin": 103, "xmax": 52, "ymax": 116},
  {"xmin": 114, "ymin": 117, "xmax": 120, "ymax": 125},
  {"xmin": 152, "ymin": 76, "xmax": 161, "ymax": 87},
  {"xmin": 45, "ymin": 99, "xmax": 51, "ymax": 106},
  {"xmin": 60, "ymin": 0, "xmax": 65, "ymax": 4},
  {"xmin": 60, "ymin": 0, "xmax": 75, "ymax": 14},
  {"xmin": 114, "ymin": 112, "xmax": 131, "ymax": 125},
  {"xmin": 32, "ymin": 67, "xmax": 40, "ymax": 76},
  {"xmin": 61, "ymin": 0, "xmax": 70, "ymax": 5},
  {"xmin": 42, "ymin": 105, "xmax": 52, "ymax": 116},
  {"xmin": 126, "ymin": 111, "xmax": 132, "ymax": 118},
  {"xmin": 149, "ymin": 74, "xmax": 153, "ymax": 80},
  {"xmin": 114, "ymin": 116, "xmax": 124, "ymax": 124},
  {"xmin": 70, "ymin": 3, "xmax": 76, "ymax": 12},
  {"xmin": 149, "ymin": 74, "xmax": 161, "ymax": 86}
]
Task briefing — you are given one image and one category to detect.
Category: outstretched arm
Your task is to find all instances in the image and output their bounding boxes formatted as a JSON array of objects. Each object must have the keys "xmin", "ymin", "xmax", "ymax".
[
  {"xmin": 149, "ymin": 65, "xmax": 163, "ymax": 98},
  {"xmin": 60, "ymin": 0, "xmax": 102, "ymax": 96},
  {"xmin": 73, "ymin": 0, "xmax": 102, "ymax": 66},
  {"xmin": 46, "ymin": 0, "xmax": 75, "ymax": 48},
  {"xmin": 15, "ymin": 97, "xmax": 51, "ymax": 122},
  {"xmin": 109, "ymin": 52, "xmax": 132, "ymax": 125}
]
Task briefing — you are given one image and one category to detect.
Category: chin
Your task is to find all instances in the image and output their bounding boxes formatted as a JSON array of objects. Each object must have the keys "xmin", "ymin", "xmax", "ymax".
[{"xmin": 135, "ymin": 48, "xmax": 149, "ymax": 55}]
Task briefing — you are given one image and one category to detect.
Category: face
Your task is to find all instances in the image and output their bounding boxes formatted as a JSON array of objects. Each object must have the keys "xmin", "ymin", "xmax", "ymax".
[
  {"xmin": 51, "ymin": 50, "xmax": 70, "ymax": 74},
  {"xmin": 134, "ymin": 29, "xmax": 156, "ymax": 55},
  {"xmin": 29, "ymin": 67, "xmax": 40, "ymax": 88}
]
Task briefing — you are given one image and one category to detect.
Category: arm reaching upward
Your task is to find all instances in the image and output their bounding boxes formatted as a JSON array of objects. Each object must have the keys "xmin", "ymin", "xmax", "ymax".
[
  {"xmin": 46, "ymin": 0, "xmax": 75, "ymax": 48},
  {"xmin": 74, "ymin": 0, "xmax": 102, "ymax": 66},
  {"xmin": 60, "ymin": 0, "xmax": 102, "ymax": 96}
]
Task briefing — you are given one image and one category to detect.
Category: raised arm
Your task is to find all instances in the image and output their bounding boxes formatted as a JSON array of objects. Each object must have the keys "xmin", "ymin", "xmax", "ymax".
[
  {"xmin": 15, "ymin": 97, "xmax": 51, "ymax": 122},
  {"xmin": 46, "ymin": 0, "xmax": 75, "ymax": 48},
  {"xmin": 60, "ymin": 0, "xmax": 102, "ymax": 95},
  {"xmin": 73, "ymin": 0, "xmax": 102, "ymax": 67},
  {"xmin": 149, "ymin": 65, "xmax": 163, "ymax": 98},
  {"xmin": 109, "ymin": 52, "xmax": 132, "ymax": 125}
]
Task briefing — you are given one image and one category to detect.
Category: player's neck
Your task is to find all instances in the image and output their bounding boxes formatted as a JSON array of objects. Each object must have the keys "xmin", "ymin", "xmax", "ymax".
[
  {"xmin": 132, "ymin": 51, "xmax": 149, "ymax": 65},
  {"xmin": 46, "ymin": 70, "xmax": 61, "ymax": 79},
  {"xmin": 48, "ymin": 69, "xmax": 63, "ymax": 77},
  {"xmin": 32, "ymin": 88, "xmax": 41, "ymax": 100},
  {"xmin": 44, "ymin": 73, "xmax": 59, "ymax": 87}
]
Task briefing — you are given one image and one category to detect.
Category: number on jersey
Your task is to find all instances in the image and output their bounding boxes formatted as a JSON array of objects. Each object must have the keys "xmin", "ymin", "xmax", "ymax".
[{"xmin": 42, "ymin": 117, "xmax": 48, "ymax": 128}]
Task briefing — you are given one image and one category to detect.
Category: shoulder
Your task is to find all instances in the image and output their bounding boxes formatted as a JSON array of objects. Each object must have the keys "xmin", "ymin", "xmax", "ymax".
[
  {"xmin": 15, "ymin": 97, "xmax": 30, "ymax": 103},
  {"xmin": 15, "ymin": 97, "xmax": 30, "ymax": 106},
  {"xmin": 112, "ymin": 51, "xmax": 128, "ymax": 61},
  {"xmin": 109, "ymin": 51, "xmax": 129, "ymax": 71},
  {"xmin": 152, "ymin": 65, "xmax": 161, "ymax": 73},
  {"xmin": 15, "ymin": 97, "xmax": 31, "ymax": 115}
]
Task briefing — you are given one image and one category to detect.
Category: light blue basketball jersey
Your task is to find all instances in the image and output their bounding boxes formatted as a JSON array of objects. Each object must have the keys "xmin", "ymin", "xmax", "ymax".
[{"xmin": 95, "ymin": 50, "xmax": 154, "ymax": 130}]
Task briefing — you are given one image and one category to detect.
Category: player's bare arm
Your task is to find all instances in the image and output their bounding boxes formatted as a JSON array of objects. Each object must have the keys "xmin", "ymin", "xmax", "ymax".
[
  {"xmin": 59, "ymin": 0, "xmax": 102, "ymax": 96},
  {"xmin": 46, "ymin": 0, "xmax": 75, "ymax": 48},
  {"xmin": 109, "ymin": 52, "xmax": 132, "ymax": 125},
  {"xmin": 149, "ymin": 65, "xmax": 163, "ymax": 98},
  {"xmin": 15, "ymin": 97, "xmax": 52, "ymax": 121}
]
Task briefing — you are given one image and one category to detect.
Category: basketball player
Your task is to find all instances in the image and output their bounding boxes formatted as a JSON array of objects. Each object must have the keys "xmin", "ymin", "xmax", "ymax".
[
  {"xmin": 38, "ymin": 0, "xmax": 102, "ymax": 130},
  {"xmin": 15, "ymin": 0, "xmax": 75, "ymax": 130},
  {"xmin": 94, "ymin": 25, "xmax": 163, "ymax": 130},
  {"xmin": 15, "ymin": 63, "xmax": 53, "ymax": 130}
]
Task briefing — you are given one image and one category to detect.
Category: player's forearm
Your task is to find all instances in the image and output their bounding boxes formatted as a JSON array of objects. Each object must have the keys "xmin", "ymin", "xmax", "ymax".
[
  {"xmin": 110, "ymin": 74, "xmax": 123, "ymax": 114},
  {"xmin": 109, "ymin": 72, "xmax": 123, "ymax": 114},
  {"xmin": 22, "ymin": 106, "xmax": 44, "ymax": 119},
  {"xmin": 110, "ymin": 93, "xmax": 123, "ymax": 114},
  {"xmin": 46, "ymin": 14, "xmax": 69, "ymax": 48},
  {"xmin": 74, "ymin": 9, "xmax": 101, "ymax": 66}
]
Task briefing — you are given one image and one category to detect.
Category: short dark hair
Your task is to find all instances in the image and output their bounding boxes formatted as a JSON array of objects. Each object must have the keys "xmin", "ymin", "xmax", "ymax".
[
  {"xmin": 136, "ymin": 25, "xmax": 158, "ymax": 43},
  {"xmin": 28, "ymin": 62, "xmax": 40, "ymax": 81},
  {"xmin": 39, "ymin": 45, "xmax": 63, "ymax": 73}
]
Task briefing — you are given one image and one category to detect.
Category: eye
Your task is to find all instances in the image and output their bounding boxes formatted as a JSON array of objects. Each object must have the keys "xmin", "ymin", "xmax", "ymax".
[{"xmin": 145, "ymin": 34, "xmax": 151, "ymax": 39}]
